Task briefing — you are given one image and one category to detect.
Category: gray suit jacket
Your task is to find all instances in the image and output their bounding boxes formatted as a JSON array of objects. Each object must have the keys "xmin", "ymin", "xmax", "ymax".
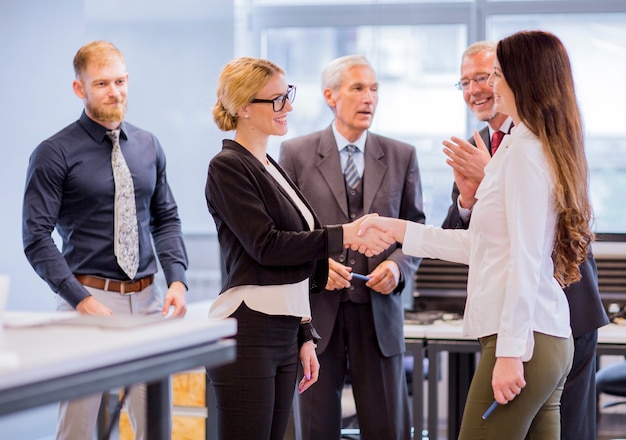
[{"xmin": 279, "ymin": 125, "xmax": 426, "ymax": 356}]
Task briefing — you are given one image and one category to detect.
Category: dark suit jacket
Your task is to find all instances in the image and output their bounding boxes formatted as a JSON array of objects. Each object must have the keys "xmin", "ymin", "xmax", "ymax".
[
  {"xmin": 279, "ymin": 126, "xmax": 426, "ymax": 357},
  {"xmin": 206, "ymin": 139, "xmax": 344, "ymax": 295},
  {"xmin": 441, "ymin": 126, "xmax": 608, "ymax": 337}
]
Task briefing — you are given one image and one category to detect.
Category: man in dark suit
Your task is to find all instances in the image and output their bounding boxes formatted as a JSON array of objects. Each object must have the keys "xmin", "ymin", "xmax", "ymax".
[
  {"xmin": 279, "ymin": 55, "xmax": 425, "ymax": 440},
  {"xmin": 442, "ymin": 41, "xmax": 609, "ymax": 440}
]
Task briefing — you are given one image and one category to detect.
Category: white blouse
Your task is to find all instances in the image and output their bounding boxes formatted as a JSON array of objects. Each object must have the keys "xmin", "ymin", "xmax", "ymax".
[{"xmin": 403, "ymin": 123, "xmax": 570, "ymax": 361}]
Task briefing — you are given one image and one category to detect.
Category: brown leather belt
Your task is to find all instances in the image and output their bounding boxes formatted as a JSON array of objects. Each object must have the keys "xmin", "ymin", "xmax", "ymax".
[{"xmin": 75, "ymin": 274, "xmax": 154, "ymax": 295}]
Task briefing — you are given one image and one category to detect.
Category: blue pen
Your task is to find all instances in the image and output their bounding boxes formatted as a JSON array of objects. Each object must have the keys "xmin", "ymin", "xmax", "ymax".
[
  {"xmin": 351, "ymin": 273, "xmax": 371, "ymax": 281},
  {"xmin": 482, "ymin": 401, "xmax": 498, "ymax": 420}
]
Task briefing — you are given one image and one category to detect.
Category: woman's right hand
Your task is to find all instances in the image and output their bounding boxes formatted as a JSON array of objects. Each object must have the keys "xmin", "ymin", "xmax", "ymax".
[
  {"xmin": 354, "ymin": 215, "xmax": 407, "ymax": 247},
  {"xmin": 342, "ymin": 214, "xmax": 395, "ymax": 257},
  {"xmin": 492, "ymin": 357, "xmax": 526, "ymax": 404}
]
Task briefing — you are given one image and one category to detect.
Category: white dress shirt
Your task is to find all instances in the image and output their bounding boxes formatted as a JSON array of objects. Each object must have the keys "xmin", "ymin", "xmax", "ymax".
[
  {"xmin": 332, "ymin": 121, "xmax": 366, "ymax": 177},
  {"xmin": 403, "ymin": 123, "xmax": 570, "ymax": 361}
]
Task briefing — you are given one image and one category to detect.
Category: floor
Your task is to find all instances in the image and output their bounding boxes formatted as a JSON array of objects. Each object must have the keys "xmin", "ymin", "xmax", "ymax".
[
  {"xmin": 597, "ymin": 412, "xmax": 626, "ymax": 440},
  {"xmin": 340, "ymin": 384, "xmax": 626, "ymax": 440},
  {"xmin": 1, "ymin": 382, "xmax": 624, "ymax": 439}
]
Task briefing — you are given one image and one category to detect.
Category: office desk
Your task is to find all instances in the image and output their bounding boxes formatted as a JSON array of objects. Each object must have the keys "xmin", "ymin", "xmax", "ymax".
[
  {"xmin": 403, "ymin": 325, "xmax": 428, "ymax": 437},
  {"xmin": 598, "ymin": 324, "xmax": 626, "ymax": 355},
  {"xmin": 405, "ymin": 322, "xmax": 626, "ymax": 440},
  {"xmin": 0, "ymin": 313, "xmax": 236, "ymax": 439},
  {"xmin": 405, "ymin": 321, "xmax": 478, "ymax": 440}
]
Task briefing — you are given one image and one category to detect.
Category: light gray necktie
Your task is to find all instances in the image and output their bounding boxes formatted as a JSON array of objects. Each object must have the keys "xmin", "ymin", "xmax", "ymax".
[
  {"xmin": 107, "ymin": 129, "xmax": 139, "ymax": 279},
  {"xmin": 343, "ymin": 144, "xmax": 361, "ymax": 189}
]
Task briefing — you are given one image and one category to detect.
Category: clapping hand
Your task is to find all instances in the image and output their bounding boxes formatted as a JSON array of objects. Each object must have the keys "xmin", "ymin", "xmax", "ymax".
[
  {"xmin": 342, "ymin": 214, "xmax": 395, "ymax": 257},
  {"xmin": 442, "ymin": 132, "xmax": 491, "ymax": 209}
]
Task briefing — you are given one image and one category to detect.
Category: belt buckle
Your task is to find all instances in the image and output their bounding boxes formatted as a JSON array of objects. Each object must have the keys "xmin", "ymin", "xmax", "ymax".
[
  {"xmin": 120, "ymin": 279, "xmax": 141, "ymax": 296},
  {"xmin": 119, "ymin": 281, "xmax": 136, "ymax": 296}
]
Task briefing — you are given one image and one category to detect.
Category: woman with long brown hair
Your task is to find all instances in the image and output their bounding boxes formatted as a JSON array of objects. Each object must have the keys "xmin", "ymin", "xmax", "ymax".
[{"xmin": 358, "ymin": 30, "xmax": 592, "ymax": 439}]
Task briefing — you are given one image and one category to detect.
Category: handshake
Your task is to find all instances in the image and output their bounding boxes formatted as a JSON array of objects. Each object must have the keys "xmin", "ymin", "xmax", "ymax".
[{"xmin": 341, "ymin": 214, "xmax": 403, "ymax": 257}]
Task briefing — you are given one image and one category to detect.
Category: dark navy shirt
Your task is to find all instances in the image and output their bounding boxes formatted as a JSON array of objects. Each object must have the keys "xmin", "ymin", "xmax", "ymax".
[{"xmin": 23, "ymin": 111, "xmax": 188, "ymax": 308}]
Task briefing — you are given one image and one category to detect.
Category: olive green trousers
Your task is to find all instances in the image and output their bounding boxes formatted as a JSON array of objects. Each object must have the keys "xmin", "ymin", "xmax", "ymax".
[{"xmin": 458, "ymin": 332, "xmax": 574, "ymax": 440}]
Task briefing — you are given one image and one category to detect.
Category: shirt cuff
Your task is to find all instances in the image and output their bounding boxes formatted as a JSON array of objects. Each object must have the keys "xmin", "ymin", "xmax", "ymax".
[
  {"xmin": 59, "ymin": 276, "xmax": 91, "ymax": 309},
  {"xmin": 163, "ymin": 262, "xmax": 188, "ymax": 290},
  {"xmin": 401, "ymin": 221, "xmax": 424, "ymax": 258},
  {"xmin": 457, "ymin": 197, "xmax": 472, "ymax": 222},
  {"xmin": 298, "ymin": 321, "xmax": 321, "ymax": 347}
]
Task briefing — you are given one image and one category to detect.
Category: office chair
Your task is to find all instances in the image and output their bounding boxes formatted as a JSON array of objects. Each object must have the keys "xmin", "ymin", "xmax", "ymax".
[{"xmin": 597, "ymin": 360, "xmax": 626, "ymax": 409}]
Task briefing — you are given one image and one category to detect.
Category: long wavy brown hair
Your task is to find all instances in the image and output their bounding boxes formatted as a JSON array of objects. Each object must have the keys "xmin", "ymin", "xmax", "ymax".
[{"xmin": 497, "ymin": 30, "xmax": 594, "ymax": 287}]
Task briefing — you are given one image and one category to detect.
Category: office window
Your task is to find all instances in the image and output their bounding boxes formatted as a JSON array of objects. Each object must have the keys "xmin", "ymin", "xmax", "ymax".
[
  {"xmin": 263, "ymin": 25, "xmax": 467, "ymax": 226},
  {"xmin": 247, "ymin": 1, "xmax": 626, "ymax": 232},
  {"xmin": 489, "ymin": 13, "xmax": 626, "ymax": 232},
  {"xmin": 254, "ymin": 0, "xmax": 466, "ymax": 4}
]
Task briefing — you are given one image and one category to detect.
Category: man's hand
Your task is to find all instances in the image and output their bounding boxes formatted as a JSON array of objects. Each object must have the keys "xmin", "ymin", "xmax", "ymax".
[
  {"xmin": 76, "ymin": 296, "xmax": 113, "ymax": 316},
  {"xmin": 162, "ymin": 281, "xmax": 187, "ymax": 317},
  {"xmin": 443, "ymin": 132, "xmax": 491, "ymax": 209},
  {"xmin": 326, "ymin": 258, "xmax": 352, "ymax": 290},
  {"xmin": 367, "ymin": 260, "xmax": 401, "ymax": 295}
]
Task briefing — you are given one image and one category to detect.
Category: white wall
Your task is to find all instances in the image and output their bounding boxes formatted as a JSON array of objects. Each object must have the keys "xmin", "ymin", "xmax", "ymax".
[
  {"xmin": 0, "ymin": 1, "xmax": 233, "ymax": 437},
  {"xmin": 0, "ymin": 0, "xmax": 233, "ymax": 313}
]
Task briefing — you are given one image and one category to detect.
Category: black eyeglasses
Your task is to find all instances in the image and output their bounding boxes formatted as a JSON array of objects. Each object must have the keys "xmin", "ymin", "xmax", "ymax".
[{"xmin": 250, "ymin": 85, "xmax": 296, "ymax": 112}]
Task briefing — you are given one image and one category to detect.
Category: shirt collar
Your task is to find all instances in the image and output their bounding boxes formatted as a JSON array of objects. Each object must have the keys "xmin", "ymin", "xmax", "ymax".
[
  {"xmin": 488, "ymin": 116, "xmax": 514, "ymax": 137},
  {"xmin": 331, "ymin": 121, "xmax": 367, "ymax": 153},
  {"xmin": 79, "ymin": 110, "xmax": 127, "ymax": 143}
]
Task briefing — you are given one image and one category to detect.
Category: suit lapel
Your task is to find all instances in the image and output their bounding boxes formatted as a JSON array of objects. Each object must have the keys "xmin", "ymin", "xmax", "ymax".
[
  {"xmin": 316, "ymin": 127, "xmax": 349, "ymax": 217},
  {"xmin": 479, "ymin": 126, "xmax": 492, "ymax": 157},
  {"xmin": 362, "ymin": 134, "xmax": 386, "ymax": 215}
]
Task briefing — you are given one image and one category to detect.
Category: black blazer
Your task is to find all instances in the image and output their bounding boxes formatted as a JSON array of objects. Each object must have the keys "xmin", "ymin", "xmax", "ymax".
[
  {"xmin": 205, "ymin": 139, "xmax": 344, "ymax": 295},
  {"xmin": 441, "ymin": 126, "xmax": 608, "ymax": 337}
]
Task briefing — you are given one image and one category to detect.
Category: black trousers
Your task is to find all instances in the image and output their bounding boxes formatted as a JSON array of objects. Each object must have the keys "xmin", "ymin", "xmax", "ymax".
[
  {"xmin": 561, "ymin": 330, "xmax": 599, "ymax": 440},
  {"xmin": 207, "ymin": 302, "xmax": 301, "ymax": 440},
  {"xmin": 294, "ymin": 301, "xmax": 411, "ymax": 440}
]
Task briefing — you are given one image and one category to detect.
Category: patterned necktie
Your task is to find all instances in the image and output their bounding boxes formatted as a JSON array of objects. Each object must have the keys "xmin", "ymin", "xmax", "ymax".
[
  {"xmin": 491, "ymin": 130, "xmax": 505, "ymax": 155},
  {"xmin": 107, "ymin": 129, "xmax": 139, "ymax": 279},
  {"xmin": 344, "ymin": 144, "xmax": 361, "ymax": 189}
]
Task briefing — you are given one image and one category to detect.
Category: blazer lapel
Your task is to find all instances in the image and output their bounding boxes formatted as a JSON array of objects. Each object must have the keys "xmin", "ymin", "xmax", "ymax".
[
  {"xmin": 316, "ymin": 127, "xmax": 349, "ymax": 218},
  {"xmin": 362, "ymin": 134, "xmax": 386, "ymax": 215},
  {"xmin": 266, "ymin": 155, "xmax": 323, "ymax": 230}
]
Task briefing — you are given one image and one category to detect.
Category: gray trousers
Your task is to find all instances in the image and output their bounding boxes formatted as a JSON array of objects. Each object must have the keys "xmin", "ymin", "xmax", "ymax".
[{"xmin": 55, "ymin": 284, "xmax": 168, "ymax": 440}]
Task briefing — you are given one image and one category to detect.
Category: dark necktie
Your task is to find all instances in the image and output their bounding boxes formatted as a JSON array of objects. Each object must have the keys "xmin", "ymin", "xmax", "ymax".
[
  {"xmin": 107, "ymin": 129, "xmax": 139, "ymax": 279},
  {"xmin": 343, "ymin": 144, "xmax": 361, "ymax": 189},
  {"xmin": 491, "ymin": 130, "xmax": 505, "ymax": 155}
]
